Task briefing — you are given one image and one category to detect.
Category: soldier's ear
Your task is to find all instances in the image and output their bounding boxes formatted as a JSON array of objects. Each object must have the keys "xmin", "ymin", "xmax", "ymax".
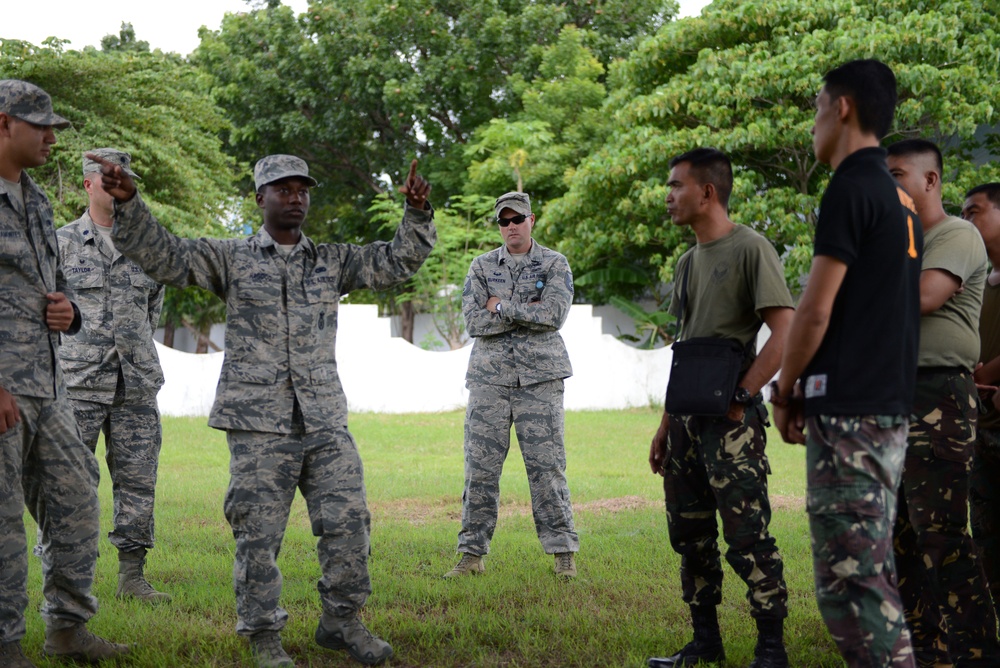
[{"xmin": 255, "ymin": 189, "xmax": 265, "ymax": 208}]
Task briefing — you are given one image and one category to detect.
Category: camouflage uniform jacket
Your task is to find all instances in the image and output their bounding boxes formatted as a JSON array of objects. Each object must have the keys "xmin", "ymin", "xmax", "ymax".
[
  {"xmin": 112, "ymin": 193, "xmax": 436, "ymax": 434},
  {"xmin": 0, "ymin": 171, "xmax": 78, "ymax": 399},
  {"xmin": 57, "ymin": 211, "xmax": 165, "ymax": 404},
  {"xmin": 463, "ymin": 241, "xmax": 573, "ymax": 387}
]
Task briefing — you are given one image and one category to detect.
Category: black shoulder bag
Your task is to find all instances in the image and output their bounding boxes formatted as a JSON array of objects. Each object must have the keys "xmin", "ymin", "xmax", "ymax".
[{"xmin": 663, "ymin": 259, "xmax": 745, "ymax": 416}]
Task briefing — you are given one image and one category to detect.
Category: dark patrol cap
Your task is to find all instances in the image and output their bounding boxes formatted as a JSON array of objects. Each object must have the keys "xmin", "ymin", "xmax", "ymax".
[{"xmin": 0, "ymin": 79, "xmax": 71, "ymax": 129}]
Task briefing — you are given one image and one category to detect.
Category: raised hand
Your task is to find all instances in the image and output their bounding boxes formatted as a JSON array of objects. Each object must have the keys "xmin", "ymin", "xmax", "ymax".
[
  {"xmin": 84, "ymin": 152, "xmax": 137, "ymax": 202},
  {"xmin": 398, "ymin": 159, "xmax": 431, "ymax": 209}
]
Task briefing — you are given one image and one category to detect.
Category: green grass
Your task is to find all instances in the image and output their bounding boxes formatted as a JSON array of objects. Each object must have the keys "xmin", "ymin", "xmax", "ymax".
[{"xmin": 20, "ymin": 410, "xmax": 846, "ymax": 667}]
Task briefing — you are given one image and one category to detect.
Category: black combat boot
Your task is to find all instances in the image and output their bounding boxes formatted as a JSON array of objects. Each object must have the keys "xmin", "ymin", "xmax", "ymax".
[
  {"xmin": 747, "ymin": 618, "xmax": 788, "ymax": 668},
  {"xmin": 648, "ymin": 606, "xmax": 725, "ymax": 667}
]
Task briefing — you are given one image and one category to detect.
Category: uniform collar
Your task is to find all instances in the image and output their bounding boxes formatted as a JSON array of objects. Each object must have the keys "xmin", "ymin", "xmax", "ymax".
[{"xmin": 498, "ymin": 238, "xmax": 540, "ymax": 265}]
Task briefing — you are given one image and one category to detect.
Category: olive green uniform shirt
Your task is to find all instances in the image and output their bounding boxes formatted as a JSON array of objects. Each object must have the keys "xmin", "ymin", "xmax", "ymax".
[
  {"xmin": 978, "ymin": 278, "xmax": 1000, "ymax": 430},
  {"xmin": 669, "ymin": 224, "xmax": 793, "ymax": 357},
  {"xmin": 918, "ymin": 215, "xmax": 988, "ymax": 370}
]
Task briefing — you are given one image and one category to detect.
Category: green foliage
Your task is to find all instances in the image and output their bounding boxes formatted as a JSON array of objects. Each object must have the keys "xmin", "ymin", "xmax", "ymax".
[
  {"xmin": 464, "ymin": 25, "xmax": 612, "ymax": 215},
  {"xmin": 1, "ymin": 38, "xmax": 240, "ymax": 341},
  {"xmin": 607, "ymin": 295, "xmax": 675, "ymax": 348},
  {"xmin": 0, "ymin": 39, "xmax": 237, "ymax": 238},
  {"xmin": 546, "ymin": 0, "xmax": 1000, "ymax": 301},
  {"xmin": 368, "ymin": 193, "xmax": 498, "ymax": 349},
  {"xmin": 192, "ymin": 0, "xmax": 673, "ymax": 249},
  {"xmin": 100, "ymin": 22, "xmax": 150, "ymax": 53}
]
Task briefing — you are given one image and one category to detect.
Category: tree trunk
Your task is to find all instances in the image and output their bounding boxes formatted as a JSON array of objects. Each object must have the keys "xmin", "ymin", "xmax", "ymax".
[
  {"xmin": 163, "ymin": 321, "xmax": 175, "ymax": 349},
  {"xmin": 400, "ymin": 300, "xmax": 415, "ymax": 344}
]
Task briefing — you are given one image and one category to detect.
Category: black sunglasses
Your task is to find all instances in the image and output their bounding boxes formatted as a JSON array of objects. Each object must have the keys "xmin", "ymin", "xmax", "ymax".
[{"xmin": 497, "ymin": 213, "xmax": 529, "ymax": 227}]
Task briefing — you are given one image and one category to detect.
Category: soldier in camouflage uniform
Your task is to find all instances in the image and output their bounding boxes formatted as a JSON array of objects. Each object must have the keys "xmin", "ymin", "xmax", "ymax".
[
  {"xmin": 772, "ymin": 60, "xmax": 920, "ymax": 668},
  {"xmin": 886, "ymin": 140, "xmax": 999, "ymax": 667},
  {"xmin": 0, "ymin": 80, "xmax": 128, "ymax": 667},
  {"xmin": 53, "ymin": 148, "xmax": 171, "ymax": 604},
  {"xmin": 88, "ymin": 152, "xmax": 435, "ymax": 668},
  {"xmin": 444, "ymin": 191, "xmax": 580, "ymax": 580},
  {"xmin": 647, "ymin": 149, "xmax": 793, "ymax": 668},
  {"xmin": 966, "ymin": 183, "xmax": 1000, "ymax": 613}
]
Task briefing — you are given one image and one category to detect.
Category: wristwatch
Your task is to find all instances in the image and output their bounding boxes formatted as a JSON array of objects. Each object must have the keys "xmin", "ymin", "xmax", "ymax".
[
  {"xmin": 733, "ymin": 386, "xmax": 752, "ymax": 405},
  {"xmin": 494, "ymin": 301, "xmax": 502, "ymax": 314}
]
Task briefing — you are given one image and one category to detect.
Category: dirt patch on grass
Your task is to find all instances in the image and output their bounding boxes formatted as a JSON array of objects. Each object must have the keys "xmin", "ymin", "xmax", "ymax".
[
  {"xmin": 371, "ymin": 495, "xmax": 667, "ymax": 525},
  {"xmin": 770, "ymin": 493, "xmax": 805, "ymax": 511}
]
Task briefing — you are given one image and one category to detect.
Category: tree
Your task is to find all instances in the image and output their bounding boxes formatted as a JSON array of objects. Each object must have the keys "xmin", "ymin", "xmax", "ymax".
[
  {"xmin": 0, "ymin": 38, "xmax": 240, "ymax": 347},
  {"xmin": 192, "ymin": 0, "xmax": 674, "ymax": 245},
  {"xmin": 367, "ymin": 193, "xmax": 497, "ymax": 350},
  {"xmin": 464, "ymin": 25, "xmax": 610, "ymax": 210},
  {"xmin": 545, "ymin": 0, "xmax": 1000, "ymax": 314}
]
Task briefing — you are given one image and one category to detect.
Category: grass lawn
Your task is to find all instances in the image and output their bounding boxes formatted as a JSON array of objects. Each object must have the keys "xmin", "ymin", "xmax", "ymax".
[{"xmin": 20, "ymin": 409, "xmax": 846, "ymax": 667}]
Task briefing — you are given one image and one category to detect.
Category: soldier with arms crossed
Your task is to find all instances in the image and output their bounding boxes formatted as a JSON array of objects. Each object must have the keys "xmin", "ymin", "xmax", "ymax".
[
  {"xmin": 445, "ymin": 191, "xmax": 580, "ymax": 579},
  {"xmin": 88, "ymin": 152, "xmax": 435, "ymax": 668}
]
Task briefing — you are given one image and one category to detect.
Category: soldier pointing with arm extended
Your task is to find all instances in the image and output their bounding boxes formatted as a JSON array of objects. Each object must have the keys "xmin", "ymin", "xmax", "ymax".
[{"xmin": 89, "ymin": 151, "xmax": 435, "ymax": 668}]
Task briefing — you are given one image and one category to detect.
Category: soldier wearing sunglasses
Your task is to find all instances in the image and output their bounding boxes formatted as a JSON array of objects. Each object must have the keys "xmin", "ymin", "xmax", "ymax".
[{"xmin": 444, "ymin": 191, "xmax": 580, "ymax": 579}]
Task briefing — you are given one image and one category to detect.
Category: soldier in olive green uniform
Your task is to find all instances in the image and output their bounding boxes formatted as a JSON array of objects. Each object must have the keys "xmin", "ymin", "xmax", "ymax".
[
  {"xmin": 55, "ymin": 148, "xmax": 170, "ymax": 604},
  {"xmin": 445, "ymin": 191, "xmax": 579, "ymax": 579},
  {"xmin": 0, "ymin": 79, "xmax": 128, "ymax": 667},
  {"xmin": 887, "ymin": 140, "xmax": 1000, "ymax": 667},
  {"xmin": 648, "ymin": 149, "xmax": 793, "ymax": 668},
  {"xmin": 966, "ymin": 183, "xmax": 1000, "ymax": 614},
  {"xmin": 89, "ymin": 152, "xmax": 435, "ymax": 668}
]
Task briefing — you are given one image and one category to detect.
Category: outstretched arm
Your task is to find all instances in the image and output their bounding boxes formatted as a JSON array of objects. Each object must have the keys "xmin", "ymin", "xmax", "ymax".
[{"xmin": 86, "ymin": 152, "xmax": 230, "ymax": 298}]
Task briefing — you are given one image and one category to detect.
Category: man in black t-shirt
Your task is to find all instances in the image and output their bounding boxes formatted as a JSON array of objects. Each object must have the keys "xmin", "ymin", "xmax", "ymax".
[{"xmin": 771, "ymin": 60, "xmax": 922, "ymax": 668}]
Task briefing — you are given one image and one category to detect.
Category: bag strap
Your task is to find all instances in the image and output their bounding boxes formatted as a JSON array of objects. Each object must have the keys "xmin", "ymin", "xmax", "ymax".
[{"xmin": 675, "ymin": 257, "xmax": 692, "ymax": 341}]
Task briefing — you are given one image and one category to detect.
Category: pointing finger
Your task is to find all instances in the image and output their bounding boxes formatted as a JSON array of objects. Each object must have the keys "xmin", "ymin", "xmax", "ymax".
[{"xmin": 407, "ymin": 159, "xmax": 418, "ymax": 185}]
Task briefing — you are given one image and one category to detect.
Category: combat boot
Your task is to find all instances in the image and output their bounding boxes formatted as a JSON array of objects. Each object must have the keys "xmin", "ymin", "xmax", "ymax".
[
  {"xmin": 43, "ymin": 623, "xmax": 129, "ymax": 662},
  {"xmin": 443, "ymin": 553, "xmax": 485, "ymax": 578},
  {"xmin": 748, "ymin": 618, "xmax": 788, "ymax": 668},
  {"xmin": 0, "ymin": 640, "xmax": 37, "ymax": 667},
  {"xmin": 249, "ymin": 631, "xmax": 293, "ymax": 668},
  {"xmin": 555, "ymin": 552, "xmax": 577, "ymax": 578},
  {"xmin": 316, "ymin": 614, "xmax": 393, "ymax": 666},
  {"xmin": 117, "ymin": 547, "xmax": 172, "ymax": 603},
  {"xmin": 648, "ymin": 605, "xmax": 725, "ymax": 667}
]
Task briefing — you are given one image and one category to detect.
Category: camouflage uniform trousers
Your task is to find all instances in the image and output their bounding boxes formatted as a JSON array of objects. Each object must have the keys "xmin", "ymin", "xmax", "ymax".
[
  {"xmin": 0, "ymin": 394, "xmax": 99, "ymax": 643},
  {"xmin": 458, "ymin": 379, "xmax": 579, "ymax": 556},
  {"xmin": 894, "ymin": 370, "xmax": 1000, "ymax": 667},
  {"xmin": 806, "ymin": 414, "xmax": 916, "ymax": 668},
  {"xmin": 224, "ymin": 421, "xmax": 372, "ymax": 636},
  {"xmin": 971, "ymin": 427, "xmax": 1000, "ymax": 612},
  {"xmin": 663, "ymin": 399, "xmax": 788, "ymax": 619},
  {"xmin": 70, "ymin": 373, "xmax": 162, "ymax": 551}
]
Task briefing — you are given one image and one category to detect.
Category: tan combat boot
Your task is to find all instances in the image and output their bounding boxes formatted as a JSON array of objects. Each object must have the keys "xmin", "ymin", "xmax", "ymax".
[
  {"xmin": 554, "ymin": 552, "xmax": 577, "ymax": 578},
  {"xmin": 443, "ymin": 553, "xmax": 485, "ymax": 578},
  {"xmin": 43, "ymin": 624, "xmax": 129, "ymax": 662},
  {"xmin": 117, "ymin": 547, "xmax": 172, "ymax": 603},
  {"xmin": 0, "ymin": 640, "xmax": 37, "ymax": 667},
  {"xmin": 249, "ymin": 631, "xmax": 294, "ymax": 668},
  {"xmin": 316, "ymin": 614, "xmax": 393, "ymax": 666}
]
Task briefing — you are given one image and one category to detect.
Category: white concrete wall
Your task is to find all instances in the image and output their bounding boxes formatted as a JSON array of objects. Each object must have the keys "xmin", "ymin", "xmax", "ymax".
[{"xmin": 154, "ymin": 303, "xmax": 673, "ymax": 416}]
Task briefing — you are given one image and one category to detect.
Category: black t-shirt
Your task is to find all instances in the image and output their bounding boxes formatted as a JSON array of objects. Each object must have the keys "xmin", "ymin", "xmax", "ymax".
[{"xmin": 802, "ymin": 147, "xmax": 922, "ymax": 417}]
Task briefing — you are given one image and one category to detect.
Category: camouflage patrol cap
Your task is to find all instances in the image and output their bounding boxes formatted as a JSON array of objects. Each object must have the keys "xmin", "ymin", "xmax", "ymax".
[
  {"xmin": 254, "ymin": 154, "xmax": 318, "ymax": 191},
  {"xmin": 83, "ymin": 148, "xmax": 140, "ymax": 179},
  {"xmin": 494, "ymin": 191, "xmax": 531, "ymax": 218},
  {"xmin": 0, "ymin": 79, "xmax": 71, "ymax": 129}
]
